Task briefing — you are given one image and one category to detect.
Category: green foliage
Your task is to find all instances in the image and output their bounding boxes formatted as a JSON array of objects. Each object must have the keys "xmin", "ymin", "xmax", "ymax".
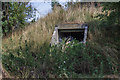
[
  {"xmin": 97, "ymin": 2, "xmax": 120, "ymax": 26},
  {"xmin": 2, "ymin": 2, "xmax": 36, "ymax": 35},
  {"xmin": 2, "ymin": 2, "xmax": 120, "ymax": 78},
  {"xmin": 50, "ymin": 40, "xmax": 119, "ymax": 78},
  {"xmin": 2, "ymin": 38, "xmax": 119, "ymax": 78},
  {"xmin": 2, "ymin": 36, "xmax": 50, "ymax": 78}
]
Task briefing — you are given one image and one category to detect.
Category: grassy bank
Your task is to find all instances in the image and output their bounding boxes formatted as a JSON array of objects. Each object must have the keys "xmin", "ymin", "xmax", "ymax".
[{"xmin": 2, "ymin": 5, "xmax": 120, "ymax": 78}]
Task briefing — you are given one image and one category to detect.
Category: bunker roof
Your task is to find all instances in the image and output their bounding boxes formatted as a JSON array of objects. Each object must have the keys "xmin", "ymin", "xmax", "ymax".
[{"xmin": 56, "ymin": 23, "xmax": 88, "ymax": 29}]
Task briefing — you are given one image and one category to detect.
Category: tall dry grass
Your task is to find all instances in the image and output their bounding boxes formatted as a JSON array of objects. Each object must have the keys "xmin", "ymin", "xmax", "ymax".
[
  {"xmin": 2, "ymin": 4, "xmax": 120, "ymax": 78},
  {"xmin": 2, "ymin": 5, "xmax": 102, "ymax": 52}
]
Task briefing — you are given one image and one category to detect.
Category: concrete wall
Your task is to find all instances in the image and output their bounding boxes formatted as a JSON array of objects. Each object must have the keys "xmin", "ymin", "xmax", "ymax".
[
  {"xmin": 51, "ymin": 27, "xmax": 58, "ymax": 45},
  {"xmin": 51, "ymin": 24, "xmax": 88, "ymax": 45}
]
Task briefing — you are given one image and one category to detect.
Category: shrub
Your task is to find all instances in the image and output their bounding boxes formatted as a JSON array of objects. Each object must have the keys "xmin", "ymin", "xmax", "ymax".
[
  {"xmin": 2, "ymin": 38, "xmax": 119, "ymax": 78},
  {"xmin": 48, "ymin": 39, "xmax": 118, "ymax": 78}
]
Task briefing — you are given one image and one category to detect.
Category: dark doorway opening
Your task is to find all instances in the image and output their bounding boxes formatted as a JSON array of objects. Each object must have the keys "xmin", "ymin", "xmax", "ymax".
[{"xmin": 58, "ymin": 29, "xmax": 84, "ymax": 42}]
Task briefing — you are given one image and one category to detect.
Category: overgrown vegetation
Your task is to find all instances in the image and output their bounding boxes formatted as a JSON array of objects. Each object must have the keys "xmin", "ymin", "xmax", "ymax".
[
  {"xmin": 1, "ymin": 2, "xmax": 36, "ymax": 36},
  {"xmin": 2, "ymin": 39, "xmax": 119, "ymax": 78},
  {"xmin": 1, "ymin": 2, "xmax": 120, "ymax": 78}
]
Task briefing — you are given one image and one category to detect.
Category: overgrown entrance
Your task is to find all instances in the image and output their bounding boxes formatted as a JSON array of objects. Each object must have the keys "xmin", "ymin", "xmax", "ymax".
[
  {"xmin": 51, "ymin": 23, "xmax": 88, "ymax": 45},
  {"xmin": 58, "ymin": 29, "xmax": 85, "ymax": 42}
]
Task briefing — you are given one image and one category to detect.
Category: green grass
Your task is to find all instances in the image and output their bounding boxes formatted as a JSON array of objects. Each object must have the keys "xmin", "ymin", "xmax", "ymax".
[{"xmin": 2, "ymin": 5, "xmax": 120, "ymax": 78}]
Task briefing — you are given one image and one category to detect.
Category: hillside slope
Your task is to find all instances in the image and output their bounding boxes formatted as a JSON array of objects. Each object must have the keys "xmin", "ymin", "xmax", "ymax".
[{"xmin": 2, "ymin": 5, "xmax": 120, "ymax": 78}]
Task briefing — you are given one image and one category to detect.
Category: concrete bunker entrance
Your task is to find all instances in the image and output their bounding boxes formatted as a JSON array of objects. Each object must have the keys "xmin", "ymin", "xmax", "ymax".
[
  {"xmin": 58, "ymin": 29, "xmax": 85, "ymax": 42},
  {"xmin": 50, "ymin": 23, "xmax": 88, "ymax": 45}
]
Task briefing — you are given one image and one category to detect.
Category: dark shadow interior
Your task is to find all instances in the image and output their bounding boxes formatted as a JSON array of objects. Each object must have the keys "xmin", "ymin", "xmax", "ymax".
[{"xmin": 58, "ymin": 29, "xmax": 84, "ymax": 42}]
